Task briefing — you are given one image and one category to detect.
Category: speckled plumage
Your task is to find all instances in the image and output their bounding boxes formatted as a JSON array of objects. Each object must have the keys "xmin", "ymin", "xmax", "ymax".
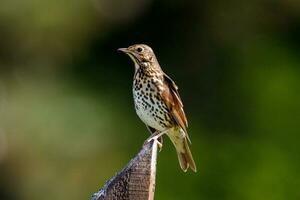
[
  {"xmin": 118, "ymin": 44, "xmax": 197, "ymax": 172},
  {"xmin": 133, "ymin": 71, "xmax": 172, "ymax": 131}
]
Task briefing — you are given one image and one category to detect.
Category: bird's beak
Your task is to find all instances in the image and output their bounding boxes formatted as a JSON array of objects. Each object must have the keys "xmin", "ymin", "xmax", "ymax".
[
  {"xmin": 118, "ymin": 47, "xmax": 138, "ymax": 64},
  {"xmin": 118, "ymin": 48, "xmax": 130, "ymax": 53}
]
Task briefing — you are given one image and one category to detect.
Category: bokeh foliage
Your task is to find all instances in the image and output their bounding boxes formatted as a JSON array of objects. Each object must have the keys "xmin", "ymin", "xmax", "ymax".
[{"xmin": 0, "ymin": 0, "xmax": 299, "ymax": 200}]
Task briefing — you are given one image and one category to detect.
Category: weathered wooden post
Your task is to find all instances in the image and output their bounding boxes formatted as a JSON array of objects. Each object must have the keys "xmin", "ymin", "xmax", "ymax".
[{"xmin": 91, "ymin": 139, "xmax": 158, "ymax": 200}]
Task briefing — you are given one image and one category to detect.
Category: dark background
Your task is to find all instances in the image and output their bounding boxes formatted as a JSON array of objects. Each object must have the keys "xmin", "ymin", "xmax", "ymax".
[{"xmin": 0, "ymin": 0, "xmax": 299, "ymax": 199}]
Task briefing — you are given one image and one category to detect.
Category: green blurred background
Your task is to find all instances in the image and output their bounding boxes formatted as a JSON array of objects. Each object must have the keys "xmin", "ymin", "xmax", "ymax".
[{"xmin": 0, "ymin": 0, "xmax": 299, "ymax": 199}]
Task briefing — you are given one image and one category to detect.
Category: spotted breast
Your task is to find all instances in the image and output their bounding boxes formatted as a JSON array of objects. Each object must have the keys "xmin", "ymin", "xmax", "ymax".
[{"xmin": 132, "ymin": 70, "xmax": 172, "ymax": 131}]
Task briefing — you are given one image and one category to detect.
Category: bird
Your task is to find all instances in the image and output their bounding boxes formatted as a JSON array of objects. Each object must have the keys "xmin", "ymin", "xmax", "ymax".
[{"xmin": 118, "ymin": 44, "xmax": 196, "ymax": 172}]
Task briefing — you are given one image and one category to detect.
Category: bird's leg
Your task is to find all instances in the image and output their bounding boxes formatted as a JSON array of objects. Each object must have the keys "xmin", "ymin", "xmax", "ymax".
[
  {"xmin": 144, "ymin": 130, "xmax": 161, "ymax": 149},
  {"xmin": 146, "ymin": 129, "xmax": 170, "ymax": 150}
]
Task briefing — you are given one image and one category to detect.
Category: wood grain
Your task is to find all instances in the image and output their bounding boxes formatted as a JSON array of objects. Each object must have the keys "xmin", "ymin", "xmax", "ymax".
[{"xmin": 91, "ymin": 140, "xmax": 158, "ymax": 200}]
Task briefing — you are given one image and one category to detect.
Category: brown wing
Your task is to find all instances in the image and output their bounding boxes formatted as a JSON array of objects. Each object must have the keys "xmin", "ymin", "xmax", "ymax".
[{"xmin": 160, "ymin": 73, "xmax": 190, "ymax": 142}]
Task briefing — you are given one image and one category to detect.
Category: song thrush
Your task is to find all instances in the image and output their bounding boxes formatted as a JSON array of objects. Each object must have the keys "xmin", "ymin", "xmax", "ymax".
[{"xmin": 118, "ymin": 44, "xmax": 196, "ymax": 172}]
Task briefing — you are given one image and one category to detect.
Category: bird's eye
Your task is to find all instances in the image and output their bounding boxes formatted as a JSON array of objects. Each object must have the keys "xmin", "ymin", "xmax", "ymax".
[{"xmin": 137, "ymin": 47, "xmax": 143, "ymax": 52}]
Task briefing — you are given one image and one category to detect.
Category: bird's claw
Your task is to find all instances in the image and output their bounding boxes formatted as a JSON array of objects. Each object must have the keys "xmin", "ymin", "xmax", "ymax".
[
  {"xmin": 157, "ymin": 141, "xmax": 163, "ymax": 151},
  {"xmin": 144, "ymin": 129, "xmax": 169, "ymax": 151},
  {"xmin": 144, "ymin": 134, "xmax": 163, "ymax": 151}
]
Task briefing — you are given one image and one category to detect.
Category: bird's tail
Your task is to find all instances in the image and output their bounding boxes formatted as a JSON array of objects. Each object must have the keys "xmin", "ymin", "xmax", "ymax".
[{"xmin": 168, "ymin": 128, "xmax": 197, "ymax": 172}]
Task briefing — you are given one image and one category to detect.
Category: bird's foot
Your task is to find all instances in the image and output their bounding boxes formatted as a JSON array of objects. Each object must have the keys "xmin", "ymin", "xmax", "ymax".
[
  {"xmin": 145, "ymin": 134, "xmax": 163, "ymax": 150},
  {"xmin": 157, "ymin": 136, "xmax": 163, "ymax": 152},
  {"xmin": 145, "ymin": 129, "xmax": 169, "ymax": 151}
]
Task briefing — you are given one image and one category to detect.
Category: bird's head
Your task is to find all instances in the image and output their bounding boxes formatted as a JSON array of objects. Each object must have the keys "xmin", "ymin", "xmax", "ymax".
[{"xmin": 118, "ymin": 44, "xmax": 158, "ymax": 70}]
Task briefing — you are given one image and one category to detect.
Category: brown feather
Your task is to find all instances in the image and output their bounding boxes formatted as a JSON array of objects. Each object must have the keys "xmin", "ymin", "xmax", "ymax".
[
  {"xmin": 160, "ymin": 74, "xmax": 191, "ymax": 143},
  {"xmin": 168, "ymin": 128, "xmax": 197, "ymax": 172}
]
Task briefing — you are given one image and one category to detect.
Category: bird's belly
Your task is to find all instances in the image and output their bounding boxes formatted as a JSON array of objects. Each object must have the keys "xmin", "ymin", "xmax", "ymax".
[
  {"xmin": 136, "ymin": 107, "xmax": 164, "ymax": 131},
  {"xmin": 133, "ymin": 91, "xmax": 168, "ymax": 131}
]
